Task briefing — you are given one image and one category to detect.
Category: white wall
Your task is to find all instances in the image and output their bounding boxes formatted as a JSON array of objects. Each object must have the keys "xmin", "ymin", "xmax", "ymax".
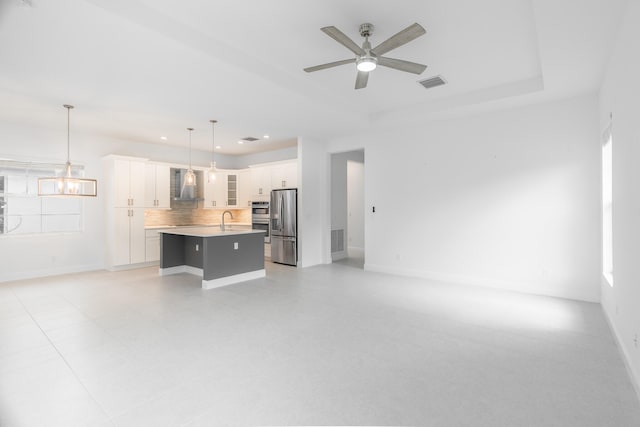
[
  {"xmin": 599, "ymin": 0, "xmax": 640, "ymax": 396},
  {"xmin": 298, "ymin": 137, "xmax": 330, "ymax": 267},
  {"xmin": 233, "ymin": 146, "xmax": 298, "ymax": 169},
  {"xmin": 347, "ymin": 159, "xmax": 364, "ymax": 256},
  {"xmin": 328, "ymin": 94, "xmax": 601, "ymax": 302}
]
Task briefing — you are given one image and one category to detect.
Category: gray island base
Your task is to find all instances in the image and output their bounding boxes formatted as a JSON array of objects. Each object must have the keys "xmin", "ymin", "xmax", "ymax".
[{"xmin": 159, "ymin": 228, "xmax": 266, "ymax": 289}]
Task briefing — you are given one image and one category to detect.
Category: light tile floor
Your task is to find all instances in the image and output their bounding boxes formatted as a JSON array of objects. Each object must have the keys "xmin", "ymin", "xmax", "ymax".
[{"xmin": 0, "ymin": 262, "xmax": 639, "ymax": 426}]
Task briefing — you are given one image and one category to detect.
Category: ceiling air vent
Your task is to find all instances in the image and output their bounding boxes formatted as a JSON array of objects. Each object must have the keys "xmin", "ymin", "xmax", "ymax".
[
  {"xmin": 418, "ymin": 75, "xmax": 447, "ymax": 90},
  {"xmin": 241, "ymin": 137, "xmax": 259, "ymax": 142}
]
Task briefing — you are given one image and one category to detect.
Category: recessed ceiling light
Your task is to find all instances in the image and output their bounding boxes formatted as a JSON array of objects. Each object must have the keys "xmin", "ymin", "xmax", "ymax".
[
  {"xmin": 216, "ymin": 145, "xmax": 221, "ymax": 149},
  {"xmin": 237, "ymin": 140, "xmax": 244, "ymax": 144},
  {"xmin": 263, "ymin": 134, "xmax": 270, "ymax": 139},
  {"xmin": 160, "ymin": 136, "xmax": 167, "ymax": 140}
]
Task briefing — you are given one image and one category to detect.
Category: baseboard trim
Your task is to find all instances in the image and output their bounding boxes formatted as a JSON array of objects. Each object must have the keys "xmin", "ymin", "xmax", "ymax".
[
  {"xmin": 363, "ymin": 263, "xmax": 599, "ymax": 303},
  {"xmin": 202, "ymin": 269, "xmax": 266, "ymax": 290},
  {"xmin": 602, "ymin": 307, "xmax": 640, "ymax": 404},
  {"xmin": 0, "ymin": 263, "xmax": 104, "ymax": 283},
  {"xmin": 159, "ymin": 265, "xmax": 203, "ymax": 276},
  {"xmin": 331, "ymin": 250, "xmax": 347, "ymax": 261},
  {"xmin": 108, "ymin": 261, "xmax": 158, "ymax": 272}
]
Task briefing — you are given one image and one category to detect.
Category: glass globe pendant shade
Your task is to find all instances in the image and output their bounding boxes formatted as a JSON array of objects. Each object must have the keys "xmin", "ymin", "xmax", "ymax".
[
  {"xmin": 207, "ymin": 161, "xmax": 217, "ymax": 183},
  {"xmin": 184, "ymin": 167, "xmax": 196, "ymax": 187},
  {"xmin": 184, "ymin": 127, "xmax": 196, "ymax": 187}
]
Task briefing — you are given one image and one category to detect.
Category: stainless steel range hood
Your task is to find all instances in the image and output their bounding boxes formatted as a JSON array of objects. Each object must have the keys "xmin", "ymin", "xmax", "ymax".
[{"xmin": 170, "ymin": 168, "xmax": 203, "ymax": 208}]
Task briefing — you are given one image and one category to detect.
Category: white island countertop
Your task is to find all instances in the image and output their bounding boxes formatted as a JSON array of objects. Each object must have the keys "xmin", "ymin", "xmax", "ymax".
[{"xmin": 159, "ymin": 227, "xmax": 265, "ymax": 238}]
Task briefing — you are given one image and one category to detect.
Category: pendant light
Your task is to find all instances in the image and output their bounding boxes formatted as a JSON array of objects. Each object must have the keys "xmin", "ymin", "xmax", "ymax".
[
  {"xmin": 207, "ymin": 119, "xmax": 217, "ymax": 183},
  {"xmin": 184, "ymin": 127, "xmax": 196, "ymax": 187},
  {"xmin": 38, "ymin": 104, "xmax": 97, "ymax": 197}
]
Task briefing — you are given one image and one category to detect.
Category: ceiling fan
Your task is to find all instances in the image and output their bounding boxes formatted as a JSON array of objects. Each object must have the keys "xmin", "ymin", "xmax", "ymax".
[{"xmin": 304, "ymin": 22, "xmax": 427, "ymax": 89}]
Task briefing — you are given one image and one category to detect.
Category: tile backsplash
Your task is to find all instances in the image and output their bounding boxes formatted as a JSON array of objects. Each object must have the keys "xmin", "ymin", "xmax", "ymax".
[{"xmin": 145, "ymin": 206, "xmax": 251, "ymax": 227}]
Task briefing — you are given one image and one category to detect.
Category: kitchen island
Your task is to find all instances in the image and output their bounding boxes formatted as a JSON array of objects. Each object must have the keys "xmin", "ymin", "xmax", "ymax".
[{"xmin": 159, "ymin": 227, "xmax": 266, "ymax": 289}]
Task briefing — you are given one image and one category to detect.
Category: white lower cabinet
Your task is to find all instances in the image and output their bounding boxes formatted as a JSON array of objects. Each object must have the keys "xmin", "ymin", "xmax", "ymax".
[
  {"xmin": 145, "ymin": 229, "xmax": 161, "ymax": 262},
  {"xmin": 112, "ymin": 208, "xmax": 146, "ymax": 267}
]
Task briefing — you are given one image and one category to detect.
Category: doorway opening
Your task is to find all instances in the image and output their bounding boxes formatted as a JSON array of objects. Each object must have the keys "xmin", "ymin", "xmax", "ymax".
[{"xmin": 330, "ymin": 150, "xmax": 364, "ymax": 269}]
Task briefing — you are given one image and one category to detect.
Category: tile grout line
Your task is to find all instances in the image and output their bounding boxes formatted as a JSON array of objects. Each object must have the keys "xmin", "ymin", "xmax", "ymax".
[
  {"xmin": 13, "ymin": 289, "xmax": 112, "ymax": 424},
  {"xmin": 56, "ymin": 284, "xmax": 208, "ymax": 422}
]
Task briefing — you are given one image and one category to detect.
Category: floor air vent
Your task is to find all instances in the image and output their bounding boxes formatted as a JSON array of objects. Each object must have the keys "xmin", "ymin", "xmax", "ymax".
[
  {"xmin": 241, "ymin": 137, "xmax": 260, "ymax": 142},
  {"xmin": 418, "ymin": 75, "xmax": 447, "ymax": 90},
  {"xmin": 331, "ymin": 229, "xmax": 344, "ymax": 253}
]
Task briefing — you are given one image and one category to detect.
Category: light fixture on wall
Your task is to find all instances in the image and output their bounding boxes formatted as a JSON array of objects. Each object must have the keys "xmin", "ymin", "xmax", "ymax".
[
  {"xmin": 208, "ymin": 119, "xmax": 217, "ymax": 183},
  {"xmin": 38, "ymin": 104, "xmax": 97, "ymax": 197},
  {"xmin": 184, "ymin": 127, "xmax": 196, "ymax": 187}
]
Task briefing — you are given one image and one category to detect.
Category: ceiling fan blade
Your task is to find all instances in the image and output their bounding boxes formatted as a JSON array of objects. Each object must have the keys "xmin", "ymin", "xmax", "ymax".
[
  {"xmin": 321, "ymin": 26, "xmax": 366, "ymax": 56},
  {"xmin": 304, "ymin": 58, "xmax": 355, "ymax": 73},
  {"xmin": 371, "ymin": 23, "xmax": 426, "ymax": 56},
  {"xmin": 355, "ymin": 70, "xmax": 369, "ymax": 89},
  {"xmin": 377, "ymin": 57, "xmax": 427, "ymax": 75}
]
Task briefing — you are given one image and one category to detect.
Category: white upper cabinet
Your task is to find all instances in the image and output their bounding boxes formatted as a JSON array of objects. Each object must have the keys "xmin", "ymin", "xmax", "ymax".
[
  {"xmin": 237, "ymin": 170, "xmax": 252, "ymax": 208},
  {"xmin": 113, "ymin": 158, "xmax": 146, "ymax": 208},
  {"xmin": 226, "ymin": 173, "xmax": 238, "ymax": 207},
  {"xmin": 251, "ymin": 167, "xmax": 271, "ymax": 198},
  {"xmin": 144, "ymin": 163, "xmax": 170, "ymax": 209},
  {"xmin": 250, "ymin": 160, "xmax": 298, "ymax": 199},
  {"xmin": 271, "ymin": 161, "xmax": 298, "ymax": 189},
  {"xmin": 203, "ymin": 171, "xmax": 226, "ymax": 208}
]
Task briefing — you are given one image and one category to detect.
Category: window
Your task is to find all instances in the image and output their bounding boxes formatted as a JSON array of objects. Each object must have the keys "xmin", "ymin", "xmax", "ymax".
[
  {"xmin": 602, "ymin": 123, "xmax": 613, "ymax": 286},
  {"xmin": 0, "ymin": 160, "xmax": 84, "ymax": 235}
]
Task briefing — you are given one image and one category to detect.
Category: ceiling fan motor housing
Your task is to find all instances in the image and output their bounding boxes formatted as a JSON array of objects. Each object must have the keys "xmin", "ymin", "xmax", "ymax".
[
  {"xmin": 359, "ymin": 23, "xmax": 374, "ymax": 38},
  {"xmin": 357, "ymin": 23, "xmax": 376, "ymax": 71}
]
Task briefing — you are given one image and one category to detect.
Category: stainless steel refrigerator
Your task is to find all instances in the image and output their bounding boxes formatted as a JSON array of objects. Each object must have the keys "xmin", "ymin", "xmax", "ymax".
[{"xmin": 270, "ymin": 188, "xmax": 297, "ymax": 266}]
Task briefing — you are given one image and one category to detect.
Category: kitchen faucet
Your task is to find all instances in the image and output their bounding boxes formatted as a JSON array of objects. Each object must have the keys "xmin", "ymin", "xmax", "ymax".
[{"xmin": 221, "ymin": 210, "xmax": 233, "ymax": 231}]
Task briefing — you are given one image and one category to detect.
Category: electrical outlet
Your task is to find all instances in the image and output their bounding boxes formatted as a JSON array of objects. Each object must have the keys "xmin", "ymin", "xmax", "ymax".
[
  {"xmin": 234, "ymin": 242, "xmax": 238, "ymax": 250},
  {"xmin": 195, "ymin": 244, "xmax": 199, "ymax": 252},
  {"xmin": 634, "ymin": 334, "xmax": 638, "ymax": 348}
]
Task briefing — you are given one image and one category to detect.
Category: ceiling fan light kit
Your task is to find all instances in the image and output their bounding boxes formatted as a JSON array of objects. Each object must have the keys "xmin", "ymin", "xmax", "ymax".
[{"xmin": 304, "ymin": 22, "xmax": 427, "ymax": 89}]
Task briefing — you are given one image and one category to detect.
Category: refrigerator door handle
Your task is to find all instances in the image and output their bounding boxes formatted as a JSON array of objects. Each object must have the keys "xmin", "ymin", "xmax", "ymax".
[{"xmin": 280, "ymin": 194, "xmax": 285, "ymax": 231}]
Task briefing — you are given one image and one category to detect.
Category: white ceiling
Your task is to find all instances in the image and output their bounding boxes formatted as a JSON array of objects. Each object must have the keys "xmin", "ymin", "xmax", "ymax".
[{"xmin": 0, "ymin": 0, "xmax": 628, "ymax": 155}]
